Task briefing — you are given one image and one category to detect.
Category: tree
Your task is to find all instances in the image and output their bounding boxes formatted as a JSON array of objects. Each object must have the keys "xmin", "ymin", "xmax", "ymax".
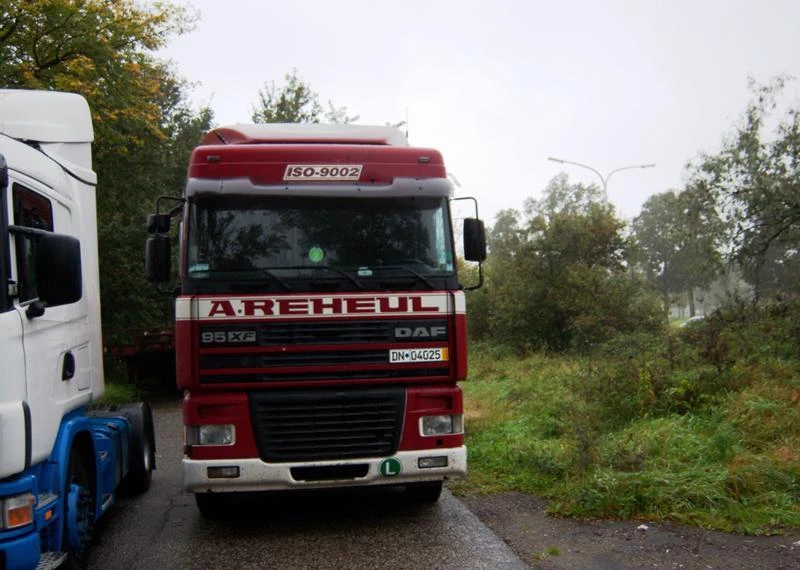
[
  {"xmin": 632, "ymin": 183, "xmax": 726, "ymax": 315},
  {"xmin": 470, "ymin": 176, "xmax": 663, "ymax": 351},
  {"xmin": 0, "ymin": 0, "xmax": 213, "ymax": 341},
  {"xmin": 95, "ymin": 89, "xmax": 213, "ymax": 340},
  {"xmin": 691, "ymin": 77, "xmax": 800, "ymax": 299},
  {"xmin": 525, "ymin": 175, "xmax": 628, "ymax": 273},
  {"xmin": 488, "ymin": 208, "xmax": 523, "ymax": 260},
  {"xmin": 524, "ymin": 173, "xmax": 604, "ymax": 219},
  {"xmin": 251, "ymin": 69, "xmax": 358, "ymax": 124},
  {"xmin": 0, "ymin": 0, "xmax": 195, "ymax": 154},
  {"xmin": 515, "ymin": 201, "xmax": 658, "ymax": 350}
]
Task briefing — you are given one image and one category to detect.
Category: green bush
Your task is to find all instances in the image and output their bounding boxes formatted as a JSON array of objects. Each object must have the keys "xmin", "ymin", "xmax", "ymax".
[{"xmin": 459, "ymin": 300, "xmax": 800, "ymax": 533}]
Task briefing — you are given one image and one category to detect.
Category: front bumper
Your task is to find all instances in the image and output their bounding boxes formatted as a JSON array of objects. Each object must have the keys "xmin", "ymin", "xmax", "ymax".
[
  {"xmin": 0, "ymin": 531, "xmax": 41, "ymax": 570},
  {"xmin": 184, "ymin": 446, "xmax": 466, "ymax": 493}
]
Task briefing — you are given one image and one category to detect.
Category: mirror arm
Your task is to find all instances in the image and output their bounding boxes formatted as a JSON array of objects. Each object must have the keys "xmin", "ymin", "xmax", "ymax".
[
  {"xmin": 155, "ymin": 195, "xmax": 185, "ymax": 216},
  {"xmin": 451, "ymin": 195, "xmax": 480, "ymax": 219}
]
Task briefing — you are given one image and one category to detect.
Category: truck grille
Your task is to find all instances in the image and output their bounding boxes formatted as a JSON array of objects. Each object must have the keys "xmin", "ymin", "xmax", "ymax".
[
  {"xmin": 258, "ymin": 321, "xmax": 392, "ymax": 344},
  {"xmin": 201, "ymin": 350, "xmax": 388, "ymax": 369},
  {"xmin": 198, "ymin": 318, "xmax": 450, "ymax": 383},
  {"xmin": 200, "ymin": 368, "xmax": 445, "ymax": 384},
  {"xmin": 248, "ymin": 386, "xmax": 405, "ymax": 462},
  {"xmin": 199, "ymin": 319, "xmax": 447, "ymax": 346}
]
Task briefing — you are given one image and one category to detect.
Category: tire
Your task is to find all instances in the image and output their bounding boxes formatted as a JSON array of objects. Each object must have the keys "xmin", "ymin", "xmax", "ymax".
[
  {"xmin": 194, "ymin": 493, "xmax": 229, "ymax": 518},
  {"xmin": 86, "ymin": 402, "xmax": 156, "ymax": 495},
  {"xmin": 405, "ymin": 480, "xmax": 443, "ymax": 503},
  {"xmin": 120, "ymin": 402, "xmax": 156, "ymax": 494},
  {"xmin": 62, "ymin": 446, "xmax": 95, "ymax": 570}
]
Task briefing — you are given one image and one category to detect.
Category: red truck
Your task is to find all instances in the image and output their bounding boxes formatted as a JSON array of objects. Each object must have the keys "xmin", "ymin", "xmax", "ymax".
[{"xmin": 145, "ymin": 124, "xmax": 485, "ymax": 514}]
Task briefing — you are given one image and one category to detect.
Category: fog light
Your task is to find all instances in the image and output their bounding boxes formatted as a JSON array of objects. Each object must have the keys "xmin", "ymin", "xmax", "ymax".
[
  {"xmin": 186, "ymin": 424, "xmax": 235, "ymax": 446},
  {"xmin": 418, "ymin": 456, "xmax": 448, "ymax": 469},
  {"xmin": 2, "ymin": 493, "xmax": 35, "ymax": 529},
  {"xmin": 420, "ymin": 414, "xmax": 463, "ymax": 436},
  {"xmin": 207, "ymin": 466, "xmax": 240, "ymax": 479}
]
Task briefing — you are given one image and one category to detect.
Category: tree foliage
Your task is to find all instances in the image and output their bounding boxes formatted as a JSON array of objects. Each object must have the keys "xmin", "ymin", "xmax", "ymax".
[
  {"xmin": 633, "ymin": 183, "xmax": 726, "ymax": 314},
  {"xmin": 0, "ymin": 0, "xmax": 194, "ymax": 152},
  {"xmin": 524, "ymin": 173, "xmax": 604, "ymax": 219},
  {"xmin": 471, "ymin": 80, "xmax": 800, "ymax": 354},
  {"xmin": 691, "ymin": 77, "xmax": 800, "ymax": 299},
  {"xmin": 488, "ymin": 208, "xmax": 524, "ymax": 260},
  {"xmin": 251, "ymin": 68, "xmax": 358, "ymax": 124},
  {"xmin": 469, "ymin": 175, "xmax": 664, "ymax": 352},
  {"xmin": 0, "ymin": 0, "xmax": 212, "ymax": 340}
]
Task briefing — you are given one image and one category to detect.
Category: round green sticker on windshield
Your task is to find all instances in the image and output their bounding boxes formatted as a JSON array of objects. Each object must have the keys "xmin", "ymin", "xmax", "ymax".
[{"xmin": 308, "ymin": 246, "xmax": 325, "ymax": 263}]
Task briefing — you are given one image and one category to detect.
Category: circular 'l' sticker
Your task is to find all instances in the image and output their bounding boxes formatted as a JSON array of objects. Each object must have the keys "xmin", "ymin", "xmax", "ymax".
[{"xmin": 379, "ymin": 458, "xmax": 402, "ymax": 477}]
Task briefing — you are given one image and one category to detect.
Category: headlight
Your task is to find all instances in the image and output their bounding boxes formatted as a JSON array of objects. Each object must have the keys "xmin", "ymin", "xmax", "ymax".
[
  {"xmin": 420, "ymin": 414, "xmax": 463, "ymax": 436},
  {"xmin": 1, "ymin": 493, "xmax": 35, "ymax": 529},
  {"xmin": 186, "ymin": 424, "xmax": 235, "ymax": 446}
]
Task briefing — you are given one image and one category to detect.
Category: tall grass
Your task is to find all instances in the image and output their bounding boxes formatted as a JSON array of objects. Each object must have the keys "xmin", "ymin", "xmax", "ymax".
[{"xmin": 454, "ymin": 301, "xmax": 800, "ymax": 535}]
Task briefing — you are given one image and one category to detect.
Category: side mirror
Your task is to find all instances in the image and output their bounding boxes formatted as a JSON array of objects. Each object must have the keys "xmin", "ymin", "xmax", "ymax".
[
  {"xmin": 463, "ymin": 218, "xmax": 487, "ymax": 262},
  {"xmin": 147, "ymin": 213, "xmax": 171, "ymax": 234},
  {"xmin": 37, "ymin": 232, "xmax": 82, "ymax": 306},
  {"xmin": 145, "ymin": 235, "xmax": 171, "ymax": 283}
]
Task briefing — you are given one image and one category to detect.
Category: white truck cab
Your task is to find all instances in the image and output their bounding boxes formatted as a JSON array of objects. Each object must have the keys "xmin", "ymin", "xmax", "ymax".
[
  {"xmin": 0, "ymin": 89, "xmax": 103, "ymax": 481},
  {"xmin": 0, "ymin": 90, "xmax": 154, "ymax": 570}
]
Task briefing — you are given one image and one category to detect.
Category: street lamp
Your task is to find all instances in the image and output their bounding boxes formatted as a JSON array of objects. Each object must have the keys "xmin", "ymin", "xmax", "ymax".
[{"xmin": 547, "ymin": 157, "xmax": 655, "ymax": 203}]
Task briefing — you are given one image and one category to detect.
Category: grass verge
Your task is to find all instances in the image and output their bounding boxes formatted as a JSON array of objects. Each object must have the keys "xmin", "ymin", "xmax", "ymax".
[{"xmin": 453, "ymin": 304, "xmax": 800, "ymax": 535}]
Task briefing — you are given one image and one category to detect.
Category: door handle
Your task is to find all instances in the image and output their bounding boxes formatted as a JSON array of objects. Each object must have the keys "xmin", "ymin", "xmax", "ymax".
[{"xmin": 62, "ymin": 351, "xmax": 76, "ymax": 381}]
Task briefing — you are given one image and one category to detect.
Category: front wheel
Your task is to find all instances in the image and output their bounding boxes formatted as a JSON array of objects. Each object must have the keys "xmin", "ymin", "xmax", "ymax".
[
  {"xmin": 62, "ymin": 446, "xmax": 95, "ymax": 570},
  {"xmin": 405, "ymin": 480, "xmax": 443, "ymax": 503}
]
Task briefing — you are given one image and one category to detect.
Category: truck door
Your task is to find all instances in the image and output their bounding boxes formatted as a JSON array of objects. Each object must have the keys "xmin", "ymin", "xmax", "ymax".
[
  {"xmin": 9, "ymin": 175, "xmax": 92, "ymax": 466},
  {"xmin": 0, "ymin": 154, "xmax": 28, "ymax": 478}
]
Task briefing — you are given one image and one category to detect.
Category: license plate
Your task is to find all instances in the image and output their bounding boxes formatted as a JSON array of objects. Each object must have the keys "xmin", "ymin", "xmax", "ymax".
[
  {"xmin": 389, "ymin": 348, "xmax": 448, "ymax": 363},
  {"xmin": 283, "ymin": 164, "xmax": 363, "ymax": 181}
]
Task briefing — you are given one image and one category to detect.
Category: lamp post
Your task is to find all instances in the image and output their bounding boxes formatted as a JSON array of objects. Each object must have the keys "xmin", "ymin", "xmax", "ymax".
[{"xmin": 547, "ymin": 157, "xmax": 655, "ymax": 203}]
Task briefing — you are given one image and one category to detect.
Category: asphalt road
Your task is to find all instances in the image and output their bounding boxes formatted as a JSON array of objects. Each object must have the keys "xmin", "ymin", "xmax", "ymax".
[{"xmin": 88, "ymin": 399, "xmax": 528, "ymax": 570}]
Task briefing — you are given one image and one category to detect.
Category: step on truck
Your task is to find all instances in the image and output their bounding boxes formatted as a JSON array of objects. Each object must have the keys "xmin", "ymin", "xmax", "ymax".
[
  {"xmin": 145, "ymin": 123, "xmax": 486, "ymax": 514},
  {"xmin": 0, "ymin": 90, "xmax": 156, "ymax": 569}
]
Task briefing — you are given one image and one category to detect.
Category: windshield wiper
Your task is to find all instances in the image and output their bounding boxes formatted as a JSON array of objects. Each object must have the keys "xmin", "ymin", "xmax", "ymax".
[
  {"xmin": 254, "ymin": 268, "xmax": 292, "ymax": 291},
  {"xmin": 371, "ymin": 265, "xmax": 436, "ymax": 290},
  {"xmin": 267, "ymin": 266, "xmax": 364, "ymax": 290},
  {"xmin": 189, "ymin": 268, "xmax": 293, "ymax": 291}
]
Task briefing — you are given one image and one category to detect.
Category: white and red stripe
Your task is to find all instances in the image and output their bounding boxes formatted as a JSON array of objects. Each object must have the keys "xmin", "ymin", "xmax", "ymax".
[{"xmin": 176, "ymin": 292, "xmax": 465, "ymax": 322}]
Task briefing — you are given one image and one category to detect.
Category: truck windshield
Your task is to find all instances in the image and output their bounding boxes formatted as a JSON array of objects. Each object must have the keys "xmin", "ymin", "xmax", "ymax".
[{"xmin": 185, "ymin": 195, "xmax": 456, "ymax": 288}]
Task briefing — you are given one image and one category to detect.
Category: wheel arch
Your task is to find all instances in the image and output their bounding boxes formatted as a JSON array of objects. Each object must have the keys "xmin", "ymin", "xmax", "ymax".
[{"xmin": 52, "ymin": 412, "xmax": 99, "ymax": 509}]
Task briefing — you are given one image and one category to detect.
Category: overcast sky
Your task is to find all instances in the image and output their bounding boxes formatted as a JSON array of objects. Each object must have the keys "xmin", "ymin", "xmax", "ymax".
[{"xmin": 156, "ymin": 0, "xmax": 800, "ymax": 225}]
